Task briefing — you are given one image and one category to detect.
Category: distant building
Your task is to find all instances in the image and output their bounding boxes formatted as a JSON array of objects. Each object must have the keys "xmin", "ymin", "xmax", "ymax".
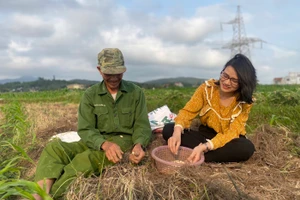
[
  {"xmin": 67, "ymin": 84, "xmax": 85, "ymax": 89},
  {"xmin": 273, "ymin": 72, "xmax": 300, "ymax": 85},
  {"xmin": 174, "ymin": 82, "xmax": 184, "ymax": 87},
  {"xmin": 162, "ymin": 83, "xmax": 170, "ymax": 88},
  {"xmin": 273, "ymin": 77, "xmax": 283, "ymax": 85}
]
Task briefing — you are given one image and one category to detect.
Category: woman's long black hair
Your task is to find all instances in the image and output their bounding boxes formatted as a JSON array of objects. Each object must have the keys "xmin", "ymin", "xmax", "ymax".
[{"xmin": 217, "ymin": 54, "xmax": 257, "ymax": 104}]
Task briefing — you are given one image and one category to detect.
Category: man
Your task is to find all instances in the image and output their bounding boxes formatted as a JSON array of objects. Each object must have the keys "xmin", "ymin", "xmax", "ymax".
[{"xmin": 34, "ymin": 48, "xmax": 152, "ymax": 199}]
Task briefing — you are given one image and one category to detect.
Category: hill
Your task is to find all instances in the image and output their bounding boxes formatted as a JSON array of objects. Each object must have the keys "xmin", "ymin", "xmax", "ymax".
[
  {"xmin": 0, "ymin": 77, "xmax": 100, "ymax": 92},
  {"xmin": 0, "ymin": 77, "xmax": 206, "ymax": 92},
  {"xmin": 142, "ymin": 77, "xmax": 206, "ymax": 87},
  {"xmin": 0, "ymin": 76, "xmax": 38, "ymax": 84}
]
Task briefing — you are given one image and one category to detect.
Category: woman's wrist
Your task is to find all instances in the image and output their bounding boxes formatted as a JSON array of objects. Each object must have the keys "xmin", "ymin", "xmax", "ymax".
[
  {"xmin": 204, "ymin": 143, "xmax": 210, "ymax": 152},
  {"xmin": 198, "ymin": 142, "xmax": 210, "ymax": 153},
  {"xmin": 173, "ymin": 125, "xmax": 183, "ymax": 136}
]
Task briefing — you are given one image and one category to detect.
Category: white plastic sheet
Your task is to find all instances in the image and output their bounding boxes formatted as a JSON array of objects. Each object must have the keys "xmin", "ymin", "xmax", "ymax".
[
  {"xmin": 50, "ymin": 131, "xmax": 81, "ymax": 143},
  {"xmin": 148, "ymin": 105, "xmax": 177, "ymax": 131}
]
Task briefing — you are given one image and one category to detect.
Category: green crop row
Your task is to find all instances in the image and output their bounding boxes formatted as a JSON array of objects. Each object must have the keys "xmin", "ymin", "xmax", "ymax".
[{"xmin": 0, "ymin": 85, "xmax": 299, "ymax": 134}]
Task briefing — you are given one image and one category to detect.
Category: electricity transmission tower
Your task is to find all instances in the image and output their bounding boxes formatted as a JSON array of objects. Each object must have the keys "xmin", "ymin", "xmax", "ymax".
[{"xmin": 221, "ymin": 5, "xmax": 265, "ymax": 58}]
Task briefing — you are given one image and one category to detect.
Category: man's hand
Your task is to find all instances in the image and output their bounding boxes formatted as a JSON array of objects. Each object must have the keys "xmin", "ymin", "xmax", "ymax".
[
  {"xmin": 101, "ymin": 141, "xmax": 124, "ymax": 163},
  {"xmin": 129, "ymin": 143, "xmax": 145, "ymax": 164}
]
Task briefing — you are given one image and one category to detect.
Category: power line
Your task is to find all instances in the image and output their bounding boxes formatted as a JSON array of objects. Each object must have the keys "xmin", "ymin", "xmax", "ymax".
[{"xmin": 220, "ymin": 5, "xmax": 266, "ymax": 58}]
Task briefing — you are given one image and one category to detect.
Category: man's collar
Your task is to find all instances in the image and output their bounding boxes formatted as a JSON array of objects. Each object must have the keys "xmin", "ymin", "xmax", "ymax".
[
  {"xmin": 119, "ymin": 80, "xmax": 128, "ymax": 92},
  {"xmin": 97, "ymin": 80, "xmax": 128, "ymax": 95}
]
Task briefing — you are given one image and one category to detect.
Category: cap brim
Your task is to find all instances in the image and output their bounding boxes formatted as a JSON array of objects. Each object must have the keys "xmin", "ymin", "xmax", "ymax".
[{"xmin": 100, "ymin": 66, "xmax": 126, "ymax": 74}]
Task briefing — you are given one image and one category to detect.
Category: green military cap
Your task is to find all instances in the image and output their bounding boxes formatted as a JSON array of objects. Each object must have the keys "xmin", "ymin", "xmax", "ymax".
[{"xmin": 98, "ymin": 48, "xmax": 126, "ymax": 74}]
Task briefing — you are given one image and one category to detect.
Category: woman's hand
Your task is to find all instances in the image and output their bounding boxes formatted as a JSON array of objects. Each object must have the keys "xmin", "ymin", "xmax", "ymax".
[
  {"xmin": 168, "ymin": 126, "xmax": 182, "ymax": 155},
  {"xmin": 187, "ymin": 143, "xmax": 206, "ymax": 163}
]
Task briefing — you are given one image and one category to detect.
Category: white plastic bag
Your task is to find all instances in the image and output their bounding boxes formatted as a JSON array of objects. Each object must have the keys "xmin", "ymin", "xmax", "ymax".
[
  {"xmin": 50, "ymin": 131, "xmax": 81, "ymax": 143},
  {"xmin": 148, "ymin": 105, "xmax": 177, "ymax": 131}
]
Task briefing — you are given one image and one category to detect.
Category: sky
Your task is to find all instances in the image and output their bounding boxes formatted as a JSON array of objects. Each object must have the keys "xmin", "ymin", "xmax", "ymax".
[{"xmin": 0, "ymin": 0, "xmax": 299, "ymax": 84}]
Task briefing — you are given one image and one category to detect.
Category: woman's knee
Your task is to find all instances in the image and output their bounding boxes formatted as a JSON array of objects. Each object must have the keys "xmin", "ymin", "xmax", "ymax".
[
  {"xmin": 205, "ymin": 138, "xmax": 255, "ymax": 162},
  {"xmin": 234, "ymin": 138, "xmax": 255, "ymax": 161},
  {"xmin": 243, "ymin": 139, "xmax": 255, "ymax": 160}
]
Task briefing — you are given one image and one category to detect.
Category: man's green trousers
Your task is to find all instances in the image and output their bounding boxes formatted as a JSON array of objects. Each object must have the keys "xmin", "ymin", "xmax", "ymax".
[{"xmin": 35, "ymin": 134, "xmax": 133, "ymax": 198}]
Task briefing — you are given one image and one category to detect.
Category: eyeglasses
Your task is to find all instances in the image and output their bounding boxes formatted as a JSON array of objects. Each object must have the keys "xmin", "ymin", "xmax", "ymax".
[{"xmin": 220, "ymin": 71, "xmax": 239, "ymax": 86}]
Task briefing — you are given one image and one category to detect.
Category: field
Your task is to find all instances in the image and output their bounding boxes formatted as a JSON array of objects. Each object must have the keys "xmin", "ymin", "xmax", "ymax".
[{"xmin": 0, "ymin": 84, "xmax": 299, "ymax": 199}]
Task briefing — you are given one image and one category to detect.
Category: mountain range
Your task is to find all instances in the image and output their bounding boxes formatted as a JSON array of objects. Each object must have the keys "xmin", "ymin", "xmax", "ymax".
[
  {"xmin": 0, "ymin": 76, "xmax": 206, "ymax": 86},
  {"xmin": 0, "ymin": 76, "xmax": 207, "ymax": 92},
  {"xmin": 0, "ymin": 76, "xmax": 38, "ymax": 84},
  {"xmin": 143, "ymin": 77, "xmax": 205, "ymax": 86}
]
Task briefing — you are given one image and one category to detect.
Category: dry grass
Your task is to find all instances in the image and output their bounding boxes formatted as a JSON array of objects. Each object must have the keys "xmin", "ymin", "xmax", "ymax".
[
  {"xmin": 65, "ymin": 125, "xmax": 300, "ymax": 200},
  {"xmin": 19, "ymin": 103, "xmax": 300, "ymax": 200},
  {"xmin": 21, "ymin": 103, "xmax": 78, "ymax": 179},
  {"xmin": 25, "ymin": 103, "xmax": 78, "ymax": 137}
]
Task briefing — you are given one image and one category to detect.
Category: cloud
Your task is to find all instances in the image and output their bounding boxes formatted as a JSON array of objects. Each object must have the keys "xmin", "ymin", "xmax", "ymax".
[
  {"xmin": 155, "ymin": 17, "xmax": 218, "ymax": 44},
  {"xmin": 8, "ymin": 40, "xmax": 32, "ymax": 52},
  {"xmin": 99, "ymin": 25, "xmax": 227, "ymax": 70},
  {"xmin": 0, "ymin": 0, "xmax": 79, "ymax": 13},
  {"xmin": 0, "ymin": 0, "xmax": 299, "ymax": 84},
  {"xmin": 269, "ymin": 45, "xmax": 298, "ymax": 59},
  {"xmin": 6, "ymin": 53, "xmax": 32, "ymax": 70},
  {"xmin": 8, "ymin": 14, "xmax": 54, "ymax": 38}
]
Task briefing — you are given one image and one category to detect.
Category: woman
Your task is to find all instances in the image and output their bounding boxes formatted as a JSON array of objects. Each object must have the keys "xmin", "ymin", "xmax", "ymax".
[{"xmin": 163, "ymin": 54, "xmax": 257, "ymax": 163}]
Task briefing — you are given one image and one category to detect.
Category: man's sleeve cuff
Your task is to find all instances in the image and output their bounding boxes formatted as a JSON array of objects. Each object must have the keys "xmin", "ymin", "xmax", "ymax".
[
  {"xmin": 133, "ymin": 138, "xmax": 148, "ymax": 149},
  {"xmin": 95, "ymin": 138, "xmax": 106, "ymax": 150}
]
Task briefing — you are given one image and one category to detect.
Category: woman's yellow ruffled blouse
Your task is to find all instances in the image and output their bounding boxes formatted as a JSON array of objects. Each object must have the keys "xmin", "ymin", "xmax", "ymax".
[{"xmin": 175, "ymin": 79, "xmax": 253, "ymax": 150}]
